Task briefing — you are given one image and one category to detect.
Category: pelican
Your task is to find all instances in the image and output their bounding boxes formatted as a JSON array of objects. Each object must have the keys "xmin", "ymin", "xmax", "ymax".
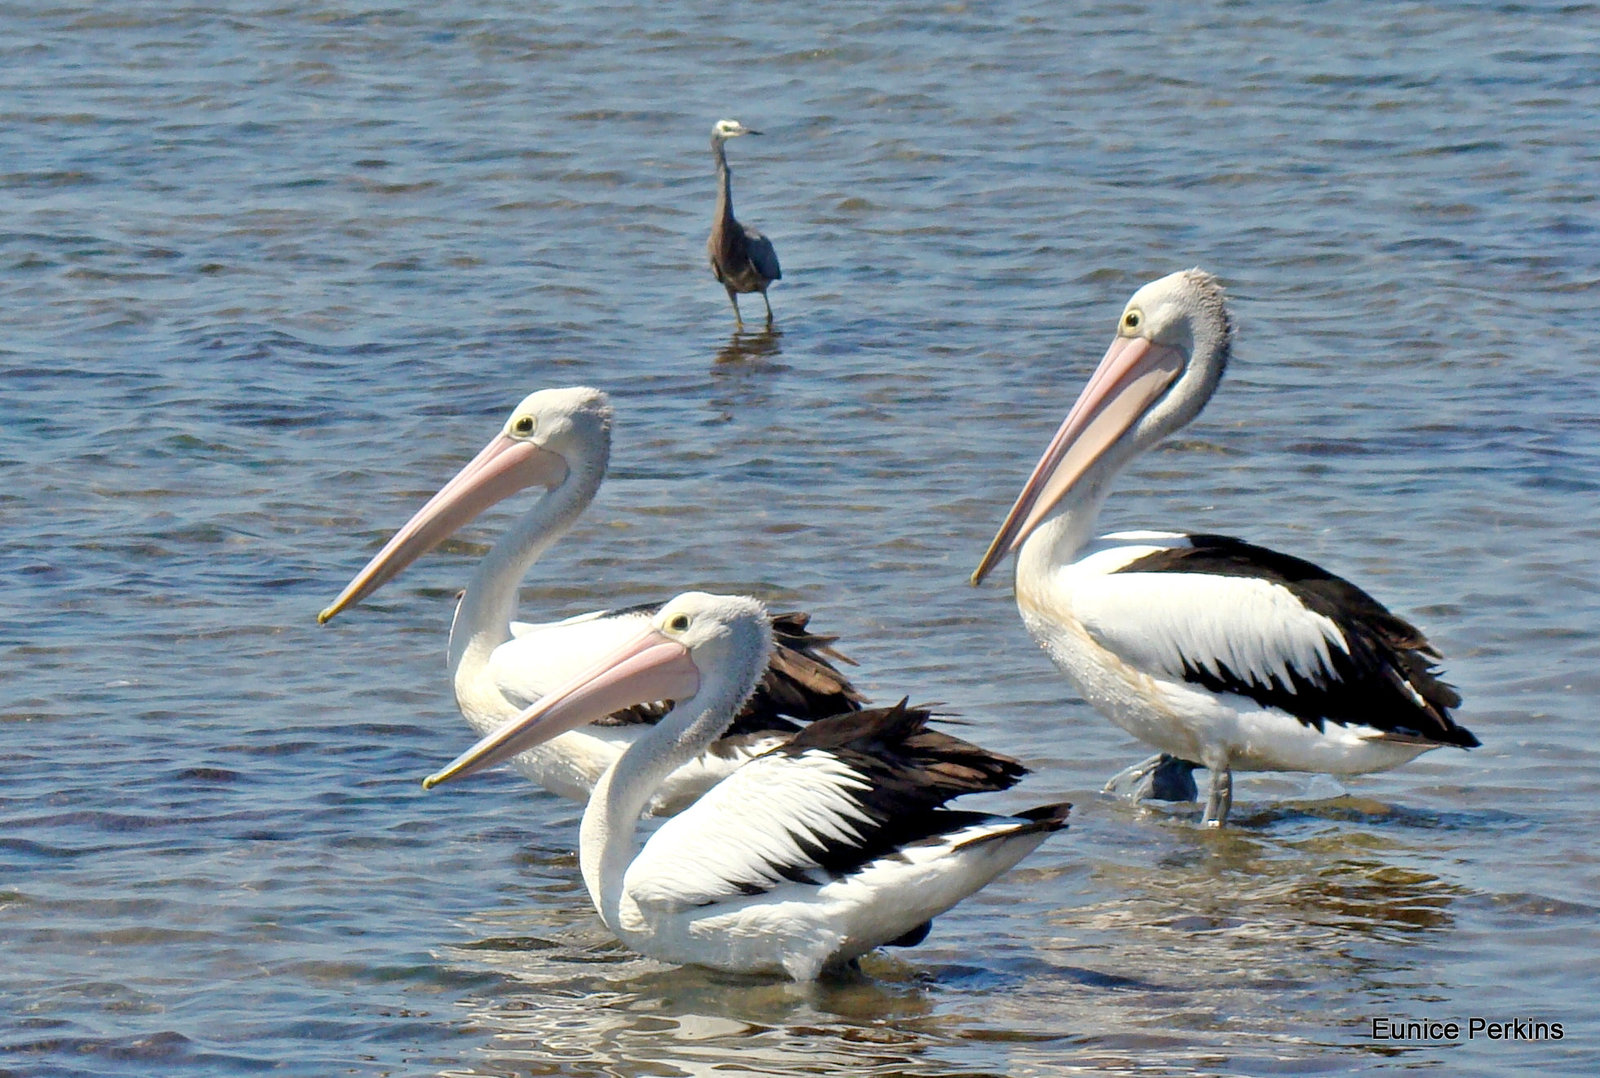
[
  {"xmin": 423, "ymin": 592, "xmax": 1072, "ymax": 980},
  {"xmin": 319, "ymin": 388, "xmax": 862, "ymax": 815},
  {"xmin": 971, "ymin": 269, "xmax": 1478, "ymax": 827},
  {"xmin": 708, "ymin": 118, "xmax": 781, "ymax": 327}
]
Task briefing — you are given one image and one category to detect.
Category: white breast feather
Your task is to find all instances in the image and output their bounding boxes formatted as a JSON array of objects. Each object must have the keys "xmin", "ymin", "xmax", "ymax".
[{"xmin": 627, "ymin": 750, "xmax": 877, "ymax": 912}]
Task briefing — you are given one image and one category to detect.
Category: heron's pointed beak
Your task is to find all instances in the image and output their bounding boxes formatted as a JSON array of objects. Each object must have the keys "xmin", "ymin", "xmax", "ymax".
[
  {"xmin": 971, "ymin": 335, "xmax": 1185, "ymax": 586},
  {"xmin": 318, "ymin": 434, "xmax": 568, "ymax": 624},
  {"xmin": 422, "ymin": 626, "xmax": 701, "ymax": 789}
]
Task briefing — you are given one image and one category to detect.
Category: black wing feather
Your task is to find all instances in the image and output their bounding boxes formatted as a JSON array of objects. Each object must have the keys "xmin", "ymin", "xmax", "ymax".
[
  {"xmin": 749, "ymin": 700, "xmax": 1030, "ymax": 885},
  {"xmin": 1119, "ymin": 535, "xmax": 1476, "ymax": 747},
  {"xmin": 743, "ymin": 229, "xmax": 782, "ymax": 282}
]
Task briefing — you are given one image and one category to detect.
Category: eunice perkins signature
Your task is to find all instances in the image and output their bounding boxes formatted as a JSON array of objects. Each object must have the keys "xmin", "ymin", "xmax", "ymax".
[{"xmin": 1367, "ymin": 1017, "xmax": 1564, "ymax": 1042}]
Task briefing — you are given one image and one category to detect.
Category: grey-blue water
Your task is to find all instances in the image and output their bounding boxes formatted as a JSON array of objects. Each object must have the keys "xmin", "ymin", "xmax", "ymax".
[{"xmin": 3, "ymin": 2, "xmax": 1597, "ymax": 1075}]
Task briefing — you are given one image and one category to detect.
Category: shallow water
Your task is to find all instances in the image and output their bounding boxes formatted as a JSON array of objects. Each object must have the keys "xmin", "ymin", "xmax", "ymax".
[{"xmin": 3, "ymin": 2, "xmax": 1598, "ymax": 1075}]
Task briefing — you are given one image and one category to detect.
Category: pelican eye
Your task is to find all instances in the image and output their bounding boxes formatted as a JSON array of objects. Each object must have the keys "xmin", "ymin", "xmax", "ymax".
[
  {"xmin": 1122, "ymin": 309, "xmax": 1143, "ymax": 332},
  {"xmin": 511, "ymin": 415, "xmax": 536, "ymax": 436},
  {"xmin": 666, "ymin": 613, "xmax": 691, "ymax": 633}
]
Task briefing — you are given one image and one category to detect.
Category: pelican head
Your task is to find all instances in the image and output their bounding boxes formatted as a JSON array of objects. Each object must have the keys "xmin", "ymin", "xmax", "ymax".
[
  {"xmin": 318, "ymin": 386, "xmax": 613, "ymax": 623},
  {"xmin": 712, "ymin": 118, "xmax": 761, "ymax": 140},
  {"xmin": 971, "ymin": 269, "xmax": 1233, "ymax": 585},
  {"xmin": 423, "ymin": 592, "xmax": 773, "ymax": 789}
]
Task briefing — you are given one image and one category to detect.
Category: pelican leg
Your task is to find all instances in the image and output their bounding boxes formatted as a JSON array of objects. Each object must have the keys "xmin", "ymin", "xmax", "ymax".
[
  {"xmin": 1103, "ymin": 754, "xmax": 1200, "ymax": 802},
  {"xmin": 1201, "ymin": 766, "xmax": 1233, "ymax": 828}
]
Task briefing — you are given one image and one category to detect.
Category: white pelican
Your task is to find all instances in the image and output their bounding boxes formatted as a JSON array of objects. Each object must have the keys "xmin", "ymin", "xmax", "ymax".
[
  {"xmin": 319, "ymin": 387, "xmax": 862, "ymax": 815},
  {"xmin": 971, "ymin": 269, "xmax": 1478, "ymax": 827},
  {"xmin": 422, "ymin": 592, "xmax": 1072, "ymax": 980}
]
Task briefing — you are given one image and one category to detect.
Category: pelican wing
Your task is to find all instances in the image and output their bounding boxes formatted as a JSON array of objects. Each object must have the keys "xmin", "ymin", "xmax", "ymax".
[
  {"xmin": 1079, "ymin": 534, "xmax": 1471, "ymax": 744},
  {"xmin": 626, "ymin": 703, "xmax": 1027, "ymax": 912},
  {"xmin": 738, "ymin": 610, "xmax": 864, "ymax": 734},
  {"xmin": 485, "ymin": 606, "xmax": 657, "ymax": 710}
]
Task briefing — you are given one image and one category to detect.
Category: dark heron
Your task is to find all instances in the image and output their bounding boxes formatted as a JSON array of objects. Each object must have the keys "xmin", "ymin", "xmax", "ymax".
[{"xmin": 707, "ymin": 119, "xmax": 781, "ymax": 327}]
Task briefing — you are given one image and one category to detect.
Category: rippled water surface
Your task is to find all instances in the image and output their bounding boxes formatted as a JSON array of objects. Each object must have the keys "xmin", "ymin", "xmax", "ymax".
[{"xmin": 4, "ymin": 2, "xmax": 1598, "ymax": 1075}]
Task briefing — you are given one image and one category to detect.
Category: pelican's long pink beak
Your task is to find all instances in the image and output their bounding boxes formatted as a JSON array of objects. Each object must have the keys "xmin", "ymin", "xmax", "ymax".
[
  {"xmin": 971, "ymin": 334, "xmax": 1186, "ymax": 585},
  {"xmin": 318, "ymin": 434, "xmax": 568, "ymax": 624},
  {"xmin": 421, "ymin": 625, "xmax": 701, "ymax": 790}
]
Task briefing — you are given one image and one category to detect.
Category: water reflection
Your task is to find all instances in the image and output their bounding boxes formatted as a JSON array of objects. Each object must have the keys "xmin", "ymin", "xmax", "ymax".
[
  {"xmin": 1102, "ymin": 772, "xmax": 1518, "ymax": 839},
  {"xmin": 707, "ymin": 326, "xmax": 787, "ymax": 420},
  {"xmin": 1067, "ymin": 823, "xmax": 1463, "ymax": 992},
  {"xmin": 713, "ymin": 325, "xmax": 784, "ymax": 366},
  {"xmin": 445, "ymin": 930, "xmax": 989, "ymax": 1078}
]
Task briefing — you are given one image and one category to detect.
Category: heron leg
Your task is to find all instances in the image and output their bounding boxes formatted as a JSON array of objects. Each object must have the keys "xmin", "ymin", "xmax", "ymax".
[
  {"xmin": 761, "ymin": 290, "xmax": 773, "ymax": 323},
  {"xmin": 1201, "ymin": 766, "xmax": 1233, "ymax": 828},
  {"xmin": 726, "ymin": 287, "xmax": 743, "ymax": 327}
]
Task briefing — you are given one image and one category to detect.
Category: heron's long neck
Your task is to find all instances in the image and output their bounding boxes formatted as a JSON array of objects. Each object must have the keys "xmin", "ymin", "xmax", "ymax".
[
  {"xmin": 448, "ymin": 462, "xmax": 605, "ymax": 697},
  {"xmin": 712, "ymin": 138, "xmax": 734, "ymax": 225},
  {"xmin": 578, "ymin": 654, "xmax": 760, "ymax": 926}
]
